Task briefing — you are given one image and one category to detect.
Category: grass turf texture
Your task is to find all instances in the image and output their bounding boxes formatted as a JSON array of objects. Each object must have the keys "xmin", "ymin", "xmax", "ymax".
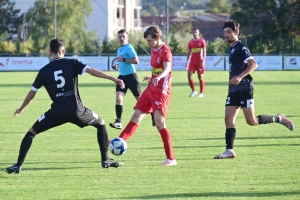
[{"xmin": 0, "ymin": 71, "xmax": 299, "ymax": 200}]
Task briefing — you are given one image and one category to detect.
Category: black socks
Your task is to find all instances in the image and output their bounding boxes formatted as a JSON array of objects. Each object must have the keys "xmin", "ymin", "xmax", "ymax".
[
  {"xmin": 116, "ymin": 105, "xmax": 123, "ymax": 122},
  {"xmin": 257, "ymin": 115, "xmax": 279, "ymax": 124},
  {"xmin": 225, "ymin": 128, "xmax": 236, "ymax": 149},
  {"xmin": 94, "ymin": 124, "xmax": 109, "ymax": 161},
  {"xmin": 16, "ymin": 132, "xmax": 35, "ymax": 166}
]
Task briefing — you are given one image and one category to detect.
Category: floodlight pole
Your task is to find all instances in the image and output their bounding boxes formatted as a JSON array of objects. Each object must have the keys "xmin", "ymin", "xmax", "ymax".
[
  {"xmin": 166, "ymin": 0, "xmax": 169, "ymax": 46},
  {"xmin": 54, "ymin": 0, "xmax": 57, "ymax": 38}
]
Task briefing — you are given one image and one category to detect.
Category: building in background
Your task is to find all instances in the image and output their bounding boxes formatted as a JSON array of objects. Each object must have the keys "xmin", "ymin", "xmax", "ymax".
[
  {"xmin": 89, "ymin": 0, "xmax": 142, "ymax": 40},
  {"xmin": 10, "ymin": 0, "xmax": 142, "ymax": 40}
]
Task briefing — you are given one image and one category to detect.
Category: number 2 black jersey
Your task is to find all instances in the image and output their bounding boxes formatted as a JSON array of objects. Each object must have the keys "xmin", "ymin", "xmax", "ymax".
[
  {"xmin": 32, "ymin": 58, "xmax": 87, "ymax": 111},
  {"xmin": 228, "ymin": 41, "xmax": 254, "ymax": 93}
]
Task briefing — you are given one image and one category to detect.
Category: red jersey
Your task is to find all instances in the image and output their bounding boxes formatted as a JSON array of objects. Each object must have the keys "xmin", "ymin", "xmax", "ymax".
[
  {"xmin": 188, "ymin": 38, "xmax": 206, "ymax": 61},
  {"xmin": 148, "ymin": 44, "xmax": 172, "ymax": 95}
]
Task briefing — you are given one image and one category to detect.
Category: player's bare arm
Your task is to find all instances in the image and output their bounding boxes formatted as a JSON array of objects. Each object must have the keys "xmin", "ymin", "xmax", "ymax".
[
  {"xmin": 116, "ymin": 56, "xmax": 139, "ymax": 64},
  {"xmin": 14, "ymin": 90, "xmax": 36, "ymax": 116},
  {"xmin": 230, "ymin": 59, "xmax": 258, "ymax": 85},
  {"xmin": 152, "ymin": 61, "xmax": 172, "ymax": 87},
  {"xmin": 86, "ymin": 67, "xmax": 125, "ymax": 89},
  {"xmin": 202, "ymin": 46, "xmax": 207, "ymax": 66},
  {"xmin": 186, "ymin": 50, "xmax": 191, "ymax": 68}
]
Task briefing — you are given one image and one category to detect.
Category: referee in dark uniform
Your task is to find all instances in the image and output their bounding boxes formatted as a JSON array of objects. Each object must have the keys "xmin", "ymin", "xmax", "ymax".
[
  {"xmin": 6, "ymin": 39, "xmax": 125, "ymax": 174},
  {"xmin": 214, "ymin": 20, "xmax": 294, "ymax": 159}
]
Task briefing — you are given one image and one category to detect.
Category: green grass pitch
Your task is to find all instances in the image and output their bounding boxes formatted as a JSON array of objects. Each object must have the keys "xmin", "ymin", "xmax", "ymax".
[{"xmin": 0, "ymin": 71, "xmax": 299, "ymax": 200}]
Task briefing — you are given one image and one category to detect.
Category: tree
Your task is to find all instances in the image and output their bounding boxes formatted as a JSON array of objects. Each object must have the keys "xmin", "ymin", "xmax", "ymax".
[
  {"xmin": 100, "ymin": 36, "xmax": 117, "ymax": 54},
  {"xmin": 206, "ymin": 37, "xmax": 228, "ymax": 55},
  {"xmin": 169, "ymin": 34, "xmax": 183, "ymax": 54},
  {"xmin": 231, "ymin": 0, "xmax": 300, "ymax": 40},
  {"xmin": 206, "ymin": 0, "xmax": 233, "ymax": 14},
  {"xmin": 25, "ymin": 0, "xmax": 97, "ymax": 55},
  {"xmin": 169, "ymin": 21, "xmax": 193, "ymax": 37},
  {"xmin": 0, "ymin": 40, "xmax": 16, "ymax": 53},
  {"xmin": 0, "ymin": 0, "xmax": 23, "ymax": 39}
]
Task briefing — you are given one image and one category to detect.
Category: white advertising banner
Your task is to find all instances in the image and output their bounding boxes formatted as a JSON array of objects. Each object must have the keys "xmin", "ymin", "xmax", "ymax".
[
  {"xmin": 0, "ymin": 57, "xmax": 50, "ymax": 71},
  {"xmin": 284, "ymin": 56, "xmax": 300, "ymax": 70},
  {"xmin": 67, "ymin": 56, "xmax": 108, "ymax": 71},
  {"xmin": 133, "ymin": 56, "xmax": 225, "ymax": 71},
  {"xmin": 225, "ymin": 56, "xmax": 283, "ymax": 70},
  {"xmin": 205, "ymin": 56, "xmax": 225, "ymax": 70},
  {"xmin": 135, "ymin": 56, "xmax": 152, "ymax": 71}
]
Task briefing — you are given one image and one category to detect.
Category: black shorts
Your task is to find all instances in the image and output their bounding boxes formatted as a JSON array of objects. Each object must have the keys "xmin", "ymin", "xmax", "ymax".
[
  {"xmin": 225, "ymin": 89, "xmax": 254, "ymax": 108},
  {"xmin": 32, "ymin": 106, "xmax": 100, "ymax": 134},
  {"xmin": 116, "ymin": 73, "xmax": 141, "ymax": 97}
]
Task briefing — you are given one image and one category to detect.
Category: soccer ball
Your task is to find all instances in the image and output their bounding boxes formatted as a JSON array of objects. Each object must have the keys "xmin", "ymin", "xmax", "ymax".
[{"xmin": 109, "ymin": 138, "xmax": 127, "ymax": 156}]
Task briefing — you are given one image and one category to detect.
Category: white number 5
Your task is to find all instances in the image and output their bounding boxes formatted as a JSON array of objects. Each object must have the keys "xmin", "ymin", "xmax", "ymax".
[{"xmin": 54, "ymin": 70, "xmax": 65, "ymax": 88}]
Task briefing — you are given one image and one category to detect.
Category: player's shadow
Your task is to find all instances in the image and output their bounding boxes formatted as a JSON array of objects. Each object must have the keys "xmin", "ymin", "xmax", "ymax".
[
  {"xmin": 114, "ymin": 191, "xmax": 300, "ymax": 199},
  {"xmin": 138, "ymin": 143, "xmax": 300, "ymax": 150},
  {"xmin": 188, "ymin": 135, "xmax": 300, "ymax": 141}
]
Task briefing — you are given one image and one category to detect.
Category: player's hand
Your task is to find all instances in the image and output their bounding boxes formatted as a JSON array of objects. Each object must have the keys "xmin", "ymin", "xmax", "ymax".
[
  {"xmin": 115, "ymin": 79, "xmax": 125, "ymax": 89},
  {"xmin": 230, "ymin": 76, "xmax": 242, "ymax": 85},
  {"xmin": 112, "ymin": 64, "xmax": 118, "ymax": 70},
  {"xmin": 143, "ymin": 76, "xmax": 151, "ymax": 82},
  {"xmin": 151, "ymin": 76, "xmax": 161, "ymax": 87},
  {"xmin": 14, "ymin": 108, "xmax": 23, "ymax": 117},
  {"xmin": 185, "ymin": 63, "xmax": 189, "ymax": 70}
]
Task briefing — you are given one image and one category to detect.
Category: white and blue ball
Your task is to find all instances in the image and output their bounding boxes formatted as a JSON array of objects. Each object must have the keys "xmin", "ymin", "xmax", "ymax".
[{"xmin": 109, "ymin": 138, "xmax": 127, "ymax": 156}]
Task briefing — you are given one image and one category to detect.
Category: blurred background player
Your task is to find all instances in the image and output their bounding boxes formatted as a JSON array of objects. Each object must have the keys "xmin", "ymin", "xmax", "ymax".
[
  {"xmin": 5, "ymin": 39, "xmax": 124, "ymax": 174},
  {"xmin": 117, "ymin": 25, "xmax": 177, "ymax": 166},
  {"xmin": 109, "ymin": 29, "xmax": 155, "ymax": 129},
  {"xmin": 186, "ymin": 28, "xmax": 206, "ymax": 97},
  {"xmin": 214, "ymin": 20, "xmax": 294, "ymax": 159}
]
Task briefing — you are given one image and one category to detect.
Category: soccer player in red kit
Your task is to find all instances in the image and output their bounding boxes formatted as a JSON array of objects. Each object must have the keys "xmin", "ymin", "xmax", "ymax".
[
  {"xmin": 118, "ymin": 25, "xmax": 177, "ymax": 166},
  {"xmin": 186, "ymin": 28, "xmax": 206, "ymax": 97}
]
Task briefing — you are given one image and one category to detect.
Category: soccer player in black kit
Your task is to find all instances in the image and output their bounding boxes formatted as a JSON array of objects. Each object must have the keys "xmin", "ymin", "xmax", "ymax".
[
  {"xmin": 5, "ymin": 39, "xmax": 125, "ymax": 174},
  {"xmin": 214, "ymin": 20, "xmax": 294, "ymax": 159}
]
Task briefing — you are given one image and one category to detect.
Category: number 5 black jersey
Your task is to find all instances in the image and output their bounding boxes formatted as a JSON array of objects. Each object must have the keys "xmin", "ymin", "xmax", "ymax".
[{"xmin": 32, "ymin": 58, "xmax": 87, "ymax": 111}]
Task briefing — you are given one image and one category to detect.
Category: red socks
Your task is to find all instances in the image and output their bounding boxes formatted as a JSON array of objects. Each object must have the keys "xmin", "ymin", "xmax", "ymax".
[
  {"xmin": 119, "ymin": 121, "xmax": 138, "ymax": 141},
  {"xmin": 119, "ymin": 122, "xmax": 175, "ymax": 160},
  {"xmin": 159, "ymin": 128, "xmax": 175, "ymax": 160},
  {"xmin": 188, "ymin": 78, "xmax": 195, "ymax": 91}
]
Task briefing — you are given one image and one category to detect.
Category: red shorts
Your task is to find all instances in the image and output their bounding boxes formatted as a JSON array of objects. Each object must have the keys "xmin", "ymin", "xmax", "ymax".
[
  {"xmin": 187, "ymin": 59, "xmax": 205, "ymax": 74},
  {"xmin": 135, "ymin": 88, "xmax": 170, "ymax": 118}
]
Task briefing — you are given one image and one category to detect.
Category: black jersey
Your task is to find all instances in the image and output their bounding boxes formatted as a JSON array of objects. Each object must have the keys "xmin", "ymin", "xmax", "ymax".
[
  {"xmin": 32, "ymin": 58, "xmax": 87, "ymax": 111},
  {"xmin": 228, "ymin": 41, "xmax": 254, "ymax": 93}
]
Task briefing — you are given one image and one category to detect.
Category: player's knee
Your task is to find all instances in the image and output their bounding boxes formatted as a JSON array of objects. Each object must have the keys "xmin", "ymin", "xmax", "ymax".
[
  {"xmin": 116, "ymin": 96, "xmax": 123, "ymax": 104},
  {"xmin": 98, "ymin": 118, "xmax": 105, "ymax": 125},
  {"xmin": 245, "ymin": 118, "xmax": 258, "ymax": 126},
  {"xmin": 28, "ymin": 128, "xmax": 37, "ymax": 136},
  {"xmin": 224, "ymin": 116, "xmax": 233, "ymax": 125}
]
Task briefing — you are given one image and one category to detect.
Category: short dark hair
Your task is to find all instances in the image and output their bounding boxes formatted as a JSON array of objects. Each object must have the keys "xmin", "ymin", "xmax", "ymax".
[
  {"xmin": 143, "ymin": 25, "xmax": 162, "ymax": 39},
  {"xmin": 50, "ymin": 39, "xmax": 64, "ymax": 55},
  {"xmin": 192, "ymin": 27, "xmax": 199, "ymax": 32},
  {"xmin": 222, "ymin": 20, "xmax": 240, "ymax": 32},
  {"xmin": 118, "ymin": 29, "xmax": 127, "ymax": 34}
]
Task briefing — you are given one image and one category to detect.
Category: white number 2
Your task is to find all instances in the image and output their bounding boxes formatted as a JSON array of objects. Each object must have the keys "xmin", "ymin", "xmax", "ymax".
[
  {"xmin": 226, "ymin": 97, "xmax": 230, "ymax": 104},
  {"xmin": 54, "ymin": 70, "xmax": 65, "ymax": 88}
]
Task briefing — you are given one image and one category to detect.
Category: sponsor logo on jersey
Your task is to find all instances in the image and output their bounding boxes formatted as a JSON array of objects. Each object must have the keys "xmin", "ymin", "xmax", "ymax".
[
  {"xmin": 56, "ymin": 90, "xmax": 75, "ymax": 97},
  {"xmin": 152, "ymin": 68, "xmax": 162, "ymax": 76},
  {"xmin": 191, "ymin": 48, "xmax": 201, "ymax": 53}
]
